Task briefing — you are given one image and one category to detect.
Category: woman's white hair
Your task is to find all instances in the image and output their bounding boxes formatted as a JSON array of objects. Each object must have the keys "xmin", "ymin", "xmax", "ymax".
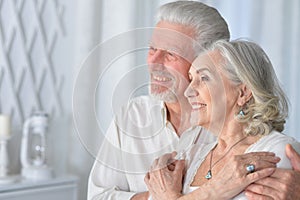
[
  {"xmin": 210, "ymin": 39, "xmax": 288, "ymax": 136},
  {"xmin": 156, "ymin": 1, "xmax": 230, "ymax": 55}
]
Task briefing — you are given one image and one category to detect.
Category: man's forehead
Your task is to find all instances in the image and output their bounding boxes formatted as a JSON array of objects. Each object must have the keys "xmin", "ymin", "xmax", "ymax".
[
  {"xmin": 150, "ymin": 28, "xmax": 194, "ymax": 49},
  {"xmin": 150, "ymin": 27, "xmax": 196, "ymax": 62}
]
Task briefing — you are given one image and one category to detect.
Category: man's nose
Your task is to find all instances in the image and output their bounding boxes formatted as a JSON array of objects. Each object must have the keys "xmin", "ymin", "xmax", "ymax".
[{"xmin": 148, "ymin": 49, "xmax": 166, "ymax": 64}]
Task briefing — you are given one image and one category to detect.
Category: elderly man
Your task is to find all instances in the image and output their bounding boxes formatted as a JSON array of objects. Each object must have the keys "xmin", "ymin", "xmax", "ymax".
[{"xmin": 88, "ymin": 1, "xmax": 300, "ymax": 200}]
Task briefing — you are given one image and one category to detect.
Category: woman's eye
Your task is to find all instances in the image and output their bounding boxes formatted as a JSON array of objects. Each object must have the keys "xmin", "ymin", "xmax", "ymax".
[{"xmin": 201, "ymin": 75, "xmax": 209, "ymax": 81}]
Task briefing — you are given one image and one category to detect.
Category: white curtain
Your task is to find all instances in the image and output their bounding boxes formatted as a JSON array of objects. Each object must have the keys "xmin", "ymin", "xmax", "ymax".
[{"xmin": 73, "ymin": 0, "xmax": 300, "ymax": 198}]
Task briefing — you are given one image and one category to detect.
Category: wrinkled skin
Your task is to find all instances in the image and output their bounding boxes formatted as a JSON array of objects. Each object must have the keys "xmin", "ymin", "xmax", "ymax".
[
  {"xmin": 144, "ymin": 152, "xmax": 184, "ymax": 200},
  {"xmin": 245, "ymin": 144, "xmax": 300, "ymax": 200},
  {"xmin": 145, "ymin": 151, "xmax": 280, "ymax": 200}
]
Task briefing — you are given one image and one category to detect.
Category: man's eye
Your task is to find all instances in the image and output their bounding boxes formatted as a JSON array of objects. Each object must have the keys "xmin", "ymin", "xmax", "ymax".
[
  {"xmin": 148, "ymin": 47, "xmax": 157, "ymax": 54},
  {"xmin": 167, "ymin": 51, "xmax": 174, "ymax": 56},
  {"xmin": 166, "ymin": 51, "xmax": 177, "ymax": 61}
]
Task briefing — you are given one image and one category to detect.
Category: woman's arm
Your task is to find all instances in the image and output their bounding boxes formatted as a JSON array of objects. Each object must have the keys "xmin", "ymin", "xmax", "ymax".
[
  {"xmin": 145, "ymin": 152, "xmax": 280, "ymax": 200},
  {"xmin": 179, "ymin": 152, "xmax": 279, "ymax": 200}
]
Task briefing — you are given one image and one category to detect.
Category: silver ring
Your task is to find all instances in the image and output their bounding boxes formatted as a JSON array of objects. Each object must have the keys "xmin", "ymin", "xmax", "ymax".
[{"xmin": 246, "ymin": 164, "xmax": 255, "ymax": 173}]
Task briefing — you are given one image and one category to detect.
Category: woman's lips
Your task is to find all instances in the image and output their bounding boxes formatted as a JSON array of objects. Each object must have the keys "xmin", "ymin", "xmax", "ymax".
[{"xmin": 190, "ymin": 102, "xmax": 207, "ymax": 111}]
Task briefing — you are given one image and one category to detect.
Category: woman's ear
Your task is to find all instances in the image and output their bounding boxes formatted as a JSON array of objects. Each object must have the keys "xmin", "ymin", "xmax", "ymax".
[{"xmin": 237, "ymin": 84, "xmax": 252, "ymax": 106}]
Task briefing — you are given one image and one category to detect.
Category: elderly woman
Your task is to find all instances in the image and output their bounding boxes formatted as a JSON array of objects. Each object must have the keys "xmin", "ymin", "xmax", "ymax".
[{"xmin": 145, "ymin": 40, "xmax": 300, "ymax": 199}]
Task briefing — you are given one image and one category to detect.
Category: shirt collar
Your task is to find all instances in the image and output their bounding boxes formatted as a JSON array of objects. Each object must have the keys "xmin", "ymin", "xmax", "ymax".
[{"xmin": 159, "ymin": 100, "xmax": 168, "ymax": 125}]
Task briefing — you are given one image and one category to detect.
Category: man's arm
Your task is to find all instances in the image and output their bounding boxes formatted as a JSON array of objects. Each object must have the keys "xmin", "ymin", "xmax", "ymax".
[
  {"xmin": 245, "ymin": 144, "xmax": 300, "ymax": 200},
  {"xmin": 87, "ymin": 120, "xmax": 137, "ymax": 200},
  {"xmin": 88, "ymin": 158, "xmax": 139, "ymax": 200}
]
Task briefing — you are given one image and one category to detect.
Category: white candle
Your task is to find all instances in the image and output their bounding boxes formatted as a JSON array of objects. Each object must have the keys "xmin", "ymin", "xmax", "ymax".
[{"xmin": 0, "ymin": 115, "xmax": 11, "ymax": 139}]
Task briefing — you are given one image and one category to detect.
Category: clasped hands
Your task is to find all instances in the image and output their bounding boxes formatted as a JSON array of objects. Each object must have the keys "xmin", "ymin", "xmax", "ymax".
[
  {"xmin": 144, "ymin": 152, "xmax": 184, "ymax": 200},
  {"xmin": 145, "ymin": 151, "xmax": 280, "ymax": 200}
]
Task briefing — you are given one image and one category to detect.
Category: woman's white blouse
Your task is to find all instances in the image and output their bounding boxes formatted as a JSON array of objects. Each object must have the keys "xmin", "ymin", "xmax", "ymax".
[{"xmin": 183, "ymin": 131, "xmax": 300, "ymax": 199}]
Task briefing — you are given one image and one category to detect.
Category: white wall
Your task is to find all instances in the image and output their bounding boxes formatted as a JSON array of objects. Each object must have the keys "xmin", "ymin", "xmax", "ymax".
[
  {"xmin": 0, "ymin": 0, "xmax": 75, "ymax": 176},
  {"xmin": 0, "ymin": 0, "xmax": 79, "ymax": 196}
]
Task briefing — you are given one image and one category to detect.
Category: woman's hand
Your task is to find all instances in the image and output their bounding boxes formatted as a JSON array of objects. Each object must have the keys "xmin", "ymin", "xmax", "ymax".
[
  {"xmin": 199, "ymin": 152, "xmax": 280, "ymax": 199},
  {"xmin": 158, "ymin": 151, "xmax": 280, "ymax": 200},
  {"xmin": 144, "ymin": 152, "xmax": 185, "ymax": 200}
]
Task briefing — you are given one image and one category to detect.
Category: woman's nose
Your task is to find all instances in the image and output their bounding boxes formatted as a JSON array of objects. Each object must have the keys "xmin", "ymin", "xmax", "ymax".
[{"xmin": 184, "ymin": 84, "xmax": 198, "ymax": 98}]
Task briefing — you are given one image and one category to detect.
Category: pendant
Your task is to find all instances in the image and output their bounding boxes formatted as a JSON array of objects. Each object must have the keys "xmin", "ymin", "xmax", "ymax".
[{"xmin": 205, "ymin": 170, "xmax": 212, "ymax": 180}]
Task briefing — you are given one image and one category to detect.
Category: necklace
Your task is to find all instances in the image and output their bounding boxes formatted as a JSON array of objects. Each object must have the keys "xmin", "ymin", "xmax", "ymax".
[{"xmin": 205, "ymin": 136, "xmax": 247, "ymax": 180}]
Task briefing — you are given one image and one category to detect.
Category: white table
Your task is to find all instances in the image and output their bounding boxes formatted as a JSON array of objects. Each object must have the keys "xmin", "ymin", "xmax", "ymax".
[{"xmin": 0, "ymin": 176, "xmax": 78, "ymax": 200}]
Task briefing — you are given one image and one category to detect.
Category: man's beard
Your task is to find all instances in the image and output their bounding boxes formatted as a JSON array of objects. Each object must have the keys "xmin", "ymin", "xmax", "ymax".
[{"xmin": 149, "ymin": 83, "xmax": 178, "ymax": 103}]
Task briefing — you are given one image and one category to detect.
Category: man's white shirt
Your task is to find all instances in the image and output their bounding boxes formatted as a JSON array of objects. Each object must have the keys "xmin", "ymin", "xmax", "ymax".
[{"xmin": 88, "ymin": 96, "xmax": 215, "ymax": 200}]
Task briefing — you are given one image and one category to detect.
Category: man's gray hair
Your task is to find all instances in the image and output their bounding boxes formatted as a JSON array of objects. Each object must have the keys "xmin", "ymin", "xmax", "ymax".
[{"xmin": 156, "ymin": 1, "xmax": 230, "ymax": 54}]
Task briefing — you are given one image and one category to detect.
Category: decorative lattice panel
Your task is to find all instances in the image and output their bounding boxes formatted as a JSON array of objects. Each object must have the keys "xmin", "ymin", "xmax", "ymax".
[{"xmin": 0, "ymin": 0, "xmax": 66, "ymax": 126}]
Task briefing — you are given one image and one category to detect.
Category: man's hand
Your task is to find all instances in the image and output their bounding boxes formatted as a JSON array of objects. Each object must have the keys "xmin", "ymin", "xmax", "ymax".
[
  {"xmin": 144, "ymin": 152, "xmax": 184, "ymax": 200},
  {"xmin": 286, "ymin": 143, "xmax": 300, "ymax": 170},
  {"xmin": 245, "ymin": 144, "xmax": 300, "ymax": 200}
]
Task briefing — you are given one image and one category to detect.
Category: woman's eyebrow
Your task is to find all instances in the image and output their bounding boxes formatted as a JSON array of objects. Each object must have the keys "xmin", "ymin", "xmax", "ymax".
[{"xmin": 195, "ymin": 67, "xmax": 211, "ymax": 74}]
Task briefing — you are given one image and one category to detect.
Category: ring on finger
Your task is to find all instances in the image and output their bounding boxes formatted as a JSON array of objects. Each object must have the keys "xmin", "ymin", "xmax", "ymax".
[{"xmin": 246, "ymin": 164, "xmax": 255, "ymax": 173}]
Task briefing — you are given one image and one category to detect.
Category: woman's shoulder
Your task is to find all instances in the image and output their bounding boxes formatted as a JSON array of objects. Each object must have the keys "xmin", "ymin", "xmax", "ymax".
[
  {"xmin": 247, "ymin": 130, "xmax": 300, "ymax": 168},
  {"xmin": 249, "ymin": 131, "xmax": 298, "ymax": 149}
]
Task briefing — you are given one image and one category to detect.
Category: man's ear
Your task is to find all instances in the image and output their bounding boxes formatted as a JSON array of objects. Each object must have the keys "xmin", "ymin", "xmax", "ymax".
[{"xmin": 237, "ymin": 84, "xmax": 252, "ymax": 106}]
